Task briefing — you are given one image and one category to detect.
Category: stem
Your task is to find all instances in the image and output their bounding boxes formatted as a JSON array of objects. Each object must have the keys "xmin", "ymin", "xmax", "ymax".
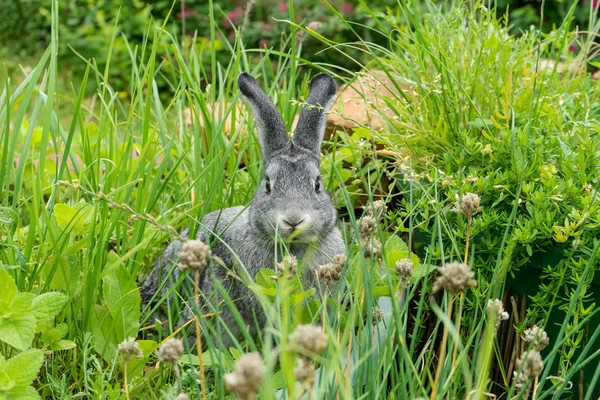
[
  {"xmin": 464, "ymin": 216, "xmax": 472, "ymax": 265},
  {"xmin": 449, "ymin": 217, "xmax": 471, "ymax": 394},
  {"xmin": 532, "ymin": 375, "xmax": 539, "ymax": 399},
  {"xmin": 431, "ymin": 295, "xmax": 455, "ymax": 399},
  {"xmin": 174, "ymin": 364, "xmax": 183, "ymax": 394},
  {"xmin": 194, "ymin": 270, "xmax": 207, "ymax": 400},
  {"xmin": 124, "ymin": 363, "xmax": 130, "ymax": 400}
]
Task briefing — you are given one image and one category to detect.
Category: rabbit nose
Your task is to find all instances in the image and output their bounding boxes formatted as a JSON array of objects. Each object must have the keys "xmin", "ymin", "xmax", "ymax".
[{"xmin": 282, "ymin": 215, "xmax": 305, "ymax": 229}]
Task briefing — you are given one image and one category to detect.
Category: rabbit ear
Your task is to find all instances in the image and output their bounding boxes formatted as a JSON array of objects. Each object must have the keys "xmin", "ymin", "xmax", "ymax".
[
  {"xmin": 238, "ymin": 73, "xmax": 290, "ymax": 161},
  {"xmin": 293, "ymin": 73, "xmax": 337, "ymax": 157}
]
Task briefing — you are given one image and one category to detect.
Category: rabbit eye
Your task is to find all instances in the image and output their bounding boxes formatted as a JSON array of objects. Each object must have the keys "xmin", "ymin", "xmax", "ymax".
[
  {"xmin": 315, "ymin": 178, "xmax": 321, "ymax": 193},
  {"xmin": 265, "ymin": 177, "xmax": 271, "ymax": 194}
]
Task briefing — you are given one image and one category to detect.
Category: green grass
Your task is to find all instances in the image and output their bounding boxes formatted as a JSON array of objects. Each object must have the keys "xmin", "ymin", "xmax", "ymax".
[{"xmin": 1, "ymin": 0, "xmax": 600, "ymax": 399}]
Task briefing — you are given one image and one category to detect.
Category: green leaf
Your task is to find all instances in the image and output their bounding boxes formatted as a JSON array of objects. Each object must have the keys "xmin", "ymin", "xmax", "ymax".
[
  {"xmin": 50, "ymin": 340, "xmax": 76, "ymax": 351},
  {"xmin": 9, "ymin": 293, "xmax": 35, "ymax": 318},
  {"xmin": 31, "ymin": 292, "xmax": 68, "ymax": 324},
  {"xmin": 384, "ymin": 234, "xmax": 420, "ymax": 273},
  {"xmin": 290, "ymin": 288, "xmax": 316, "ymax": 307},
  {"xmin": 126, "ymin": 340, "xmax": 157, "ymax": 380},
  {"xmin": 0, "ymin": 269, "xmax": 17, "ymax": 308},
  {"xmin": 0, "ymin": 316, "xmax": 36, "ymax": 350},
  {"xmin": 6, "ymin": 386, "xmax": 41, "ymax": 400},
  {"xmin": 374, "ymin": 286, "xmax": 393, "ymax": 297},
  {"xmin": 256, "ymin": 268, "xmax": 277, "ymax": 289},
  {"xmin": 91, "ymin": 305, "xmax": 118, "ymax": 362},
  {"xmin": 53, "ymin": 203, "xmax": 86, "ymax": 235},
  {"xmin": 2, "ymin": 349, "xmax": 43, "ymax": 392},
  {"xmin": 102, "ymin": 265, "xmax": 140, "ymax": 342},
  {"xmin": 41, "ymin": 327, "xmax": 63, "ymax": 346}
]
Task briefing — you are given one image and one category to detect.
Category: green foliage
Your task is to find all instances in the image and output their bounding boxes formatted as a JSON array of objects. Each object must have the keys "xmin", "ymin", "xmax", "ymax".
[
  {"xmin": 0, "ymin": 349, "xmax": 44, "ymax": 400},
  {"xmin": 0, "ymin": 268, "xmax": 68, "ymax": 351}
]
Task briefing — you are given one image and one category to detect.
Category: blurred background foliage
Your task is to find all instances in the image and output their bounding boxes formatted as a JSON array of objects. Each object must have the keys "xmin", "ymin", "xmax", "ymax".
[{"xmin": 2, "ymin": 0, "xmax": 597, "ymax": 98}]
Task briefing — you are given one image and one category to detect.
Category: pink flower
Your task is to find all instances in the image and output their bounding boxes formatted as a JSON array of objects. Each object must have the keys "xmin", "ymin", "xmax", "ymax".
[
  {"xmin": 277, "ymin": 3, "xmax": 288, "ymax": 12},
  {"xmin": 341, "ymin": 3, "xmax": 355, "ymax": 14},
  {"xmin": 569, "ymin": 44, "xmax": 578, "ymax": 52},
  {"xmin": 593, "ymin": 0, "xmax": 599, "ymax": 7},
  {"xmin": 222, "ymin": 6, "xmax": 243, "ymax": 29}
]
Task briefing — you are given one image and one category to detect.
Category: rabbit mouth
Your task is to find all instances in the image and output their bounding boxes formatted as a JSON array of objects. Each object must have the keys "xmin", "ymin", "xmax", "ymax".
[{"xmin": 276, "ymin": 216, "xmax": 315, "ymax": 241}]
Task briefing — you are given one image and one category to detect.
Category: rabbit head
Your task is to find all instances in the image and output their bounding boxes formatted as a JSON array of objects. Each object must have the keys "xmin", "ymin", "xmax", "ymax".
[{"xmin": 238, "ymin": 72, "xmax": 338, "ymax": 243}]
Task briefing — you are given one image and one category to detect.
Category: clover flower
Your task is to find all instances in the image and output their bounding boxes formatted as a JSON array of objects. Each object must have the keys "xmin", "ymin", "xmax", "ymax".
[
  {"xmin": 395, "ymin": 259, "xmax": 414, "ymax": 287},
  {"xmin": 157, "ymin": 338, "xmax": 184, "ymax": 365},
  {"xmin": 177, "ymin": 239, "xmax": 212, "ymax": 272},
  {"xmin": 522, "ymin": 325, "xmax": 550, "ymax": 350},
  {"xmin": 118, "ymin": 337, "xmax": 143, "ymax": 362},
  {"xmin": 453, "ymin": 192, "xmax": 482, "ymax": 219},
  {"xmin": 176, "ymin": 394, "xmax": 190, "ymax": 400},
  {"xmin": 432, "ymin": 261, "xmax": 477, "ymax": 294},
  {"xmin": 363, "ymin": 237, "xmax": 382, "ymax": 258},
  {"xmin": 276, "ymin": 255, "xmax": 298, "ymax": 278},
  {"xmin": 513, "ymin": 350, "xmax": 544, "ymax": 390},
  {"xmin": 359, "ymin": 215, "xmax": 377, "ymax": 240},
  {"xmin": 315, "ymin": 254, "xmax": 345, "ymax": 285},
  {"xmin": 487, "ymin": 299, "xmax": 509, "ymax": 329},
  {"xmin": 290, "ymin": 325, "xmax": 328, "ymax": 357},
  {"xmin": 224, "ymin": 352, "xmax": 265, "ymax": 400},
  {"xmin": 365, "ymin": 199, "xmax": 388, "ymax": 219},
  {"xmin": 372, "ymin": 308, "xmax": 384, "ymax": 326},
  {"xmin": 294, "ymin": 356, "xmax": 315, "ymax": 382}
]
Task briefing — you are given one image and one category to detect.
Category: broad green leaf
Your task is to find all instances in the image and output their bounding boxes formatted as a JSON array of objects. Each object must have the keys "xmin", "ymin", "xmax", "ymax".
[
  {"xmin": 102, "ymin": 265, "xmax": 140, "ymax": 342},
  {"xmin": 0, "ymin": 269, "xmax": 17, "ymax": 307},
  {"xmin": 6, "ymin": 386, "xmax": 41, "ymax": 400},
  {"xmin": 9, "ymin": 293, "xmax": 35, "ymax": 318},
  {"xmin": 374, "ymin": 286, "xmax": 392, "ymax": 297},
  {"xmin": 53, "ymin": 203, "xmax": 86, "ymax": 235},
  {"xmin": 384, "ymin": 234, "xmax": 420, "ymax": 272},
  {"xmin": 290, "ymin": 288, "xmax": 316, "ymax": 307},
  {"xmin": 2, "ymin": 349, "xmax": 43, "ymax": 391},
  {"xmin": 0, "ymin": 316, "xmax": 36, "ymax": 350},
  {"xmin": 31, "ymin": 292, "xmax": 67, "ymax": 323},
  {"xmin": 91, "ymin": 305, "xmax": 118, "ymax": 362},
  {"xmin": 256, "ymin": 268, "xmax": 277, "ymax": 289},
  {"xmin": 41, "ymin": 327, "xmax": 63, "ymax": 346}
]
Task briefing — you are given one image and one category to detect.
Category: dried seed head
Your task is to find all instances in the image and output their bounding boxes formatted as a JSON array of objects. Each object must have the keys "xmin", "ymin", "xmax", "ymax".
[
  {"xmin": 157, "ymin": 338, "xmax": 184, "ymax": 365},
  {"xmin": 432, "ymin": 261, "xmax": 477, "ymax": 294},
  {"xmin": 276, "ymin": 255, "xmax": 298, "ymax": 278},
  {"xmin": 178, "ymin": 239, "xmax": 212, "ymax": 272},
  {"xmin": 395, "ymin": 259, "xmax": 414, "ymax": 286},
  {"xmin": 294, "ymin": 356, "xmax": 315, "ymax": 382},
  {"xmin": 372, "ymin": 308, "xmax": 384, "ymax": 326},
  {"xmin": 315, "ymin": 262, "xmax": 343, "ymax": 285},
  {"xmin": 363, "ymin": 237, "xmax": 382, "ymax": 258},
  {"xmin": 487, "ymin": 299, "xmax": 509, "ymax": 329},
  {"xmin": 522, "ymin": 325, "xmax": 550, "ymax": 350},
  {"xmin": 333, "ymin": 254, "xmax": 346, "ymax": 268},
  {"xmin": 453, "ymin": 192, "xmax": 482, "ymax": 219},
  {"xmin": 359, "ymin": 215, "xmax": 377, "ymax": 240},
  {"xmin": 118, "ymin": 337, "xmax": 143, "ymax": 362},
  {"xmin": 224, "ymin": 352, "xmax": 265, "ymax": 400},
  {"xmin": 513, "ymin": 350, "xmax": 544, "ymax": 389},
  {"xmin": 176, "ymin": 394, "xmax": 190, "ymax": 400},
  {"xmin": 365, "ymin": 200, "xmax": 388, "ymax": 220},
  {"xmin": 290, "ymin": 325, "xmax": 328, "ymax": 357}
]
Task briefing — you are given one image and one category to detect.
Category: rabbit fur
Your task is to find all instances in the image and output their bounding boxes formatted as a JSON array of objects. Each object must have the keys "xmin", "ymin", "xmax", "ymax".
[{"xmin": 140, "ymin": 72, "xmax": 346, "ymax": 346}]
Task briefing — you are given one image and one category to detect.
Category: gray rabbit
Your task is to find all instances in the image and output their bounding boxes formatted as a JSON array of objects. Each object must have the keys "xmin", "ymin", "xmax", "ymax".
[{"xmin": 140, "ymin": 72, "xmax": 346, "ymax": 346}]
